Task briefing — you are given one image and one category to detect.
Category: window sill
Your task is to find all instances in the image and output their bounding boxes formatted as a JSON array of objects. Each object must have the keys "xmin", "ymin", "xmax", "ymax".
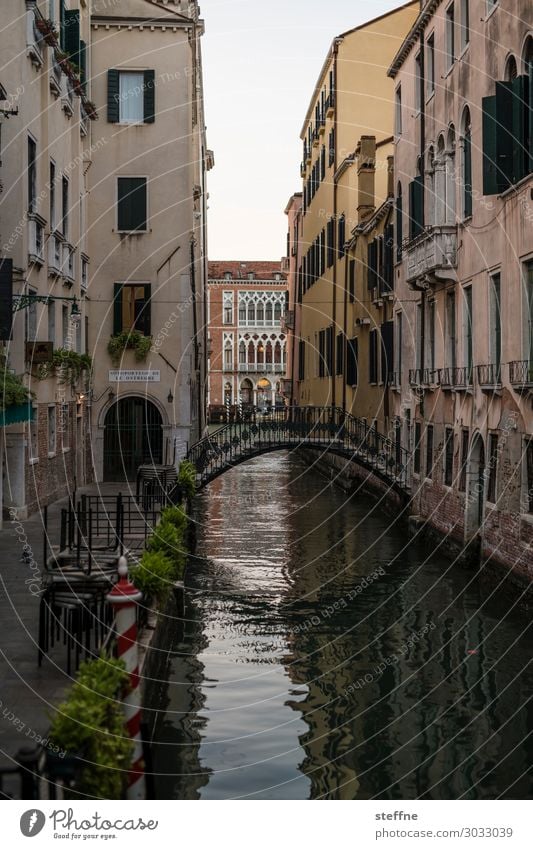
[
  {"xmin": 457, "ymin": 44, "xmax": 470, "ymax": 62},
  {"xmin": 62, "ymin": 447, "xmax": 70, "ymax": 454},
  {"xmin": 48, "ymin": 451, "xmax": 56, "ymax": 459},
  {"xmin": 115, "ymin": 229, "xmax": 149, "ymax": 235},
  {"xmin": 29, "ymin": 457, "xmax": 39, "ymax": 466},
  {"xmin": 117, "ymin": 121, "xmax": 147, "ymax": 126},
  {"xmin": 520, "ymin": 512, "xmax": 533, "ymax": 526}
]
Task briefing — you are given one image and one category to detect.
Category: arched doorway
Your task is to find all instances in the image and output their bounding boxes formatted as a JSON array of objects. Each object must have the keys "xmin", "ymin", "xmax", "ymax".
[
  {"xmin": 256, "ymin": 378, "xmax": 272, "ymax": 409},
  {"xmin": 240, "ymin": 379, "xmax": 253, "ymax": 405},
  {"xmin": 465, "ymin": 433, "xmax": 485, "ymax": 539},
  {"xmin": 104, "ymin": 397, "xmax": 163, "ymax": 482}
]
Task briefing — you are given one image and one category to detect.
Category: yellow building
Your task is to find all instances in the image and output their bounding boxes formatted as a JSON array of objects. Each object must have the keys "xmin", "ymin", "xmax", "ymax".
[{"xmin": 297, "ymin": 2, "xmax": 418, "ymax": 425}]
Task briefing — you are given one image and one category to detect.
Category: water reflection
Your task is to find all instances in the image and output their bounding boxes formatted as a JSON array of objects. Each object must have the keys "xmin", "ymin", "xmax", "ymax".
[{"xmin": 153, "ymin": 453, "xmax": 533, "ymax": 800}]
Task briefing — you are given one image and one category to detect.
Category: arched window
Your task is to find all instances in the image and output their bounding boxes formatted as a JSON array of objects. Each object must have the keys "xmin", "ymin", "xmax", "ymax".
[
  {"xmin": 265, "ymin": 341, "xmax": 273, "ymax": 365},
  {"xmin": 434, "ymin": 135, "xmax": 446, "ymax": 225},
  {"xmin": 247, "ymin": 341, "xmax": 255, "ymax": 365},
  {"xmin": 265, "ymin": 301, "xmax": 273, "ymax": 323},
  {"xmin": 247, "ymin": 301, "xmax": 255, "ymax": 324},
  {"xmin": 274, "ymin": 341, "xmax": 281, "ymax": 364},
  {"xmin": 396, "ymin": 182, "xmax": 403, "ymax": 260},
  {"xmin": 257, "ymin": 340, "xmax": 265, "ymax": 364},
  {"xmin": 523, "ymin": 35, "xmax": 533, "ymax": 74},
  {"xmin": 256, "ymin": 300, "xmax": 264, "ymax": 323},
  {"xmin": 239, "ymin": 341, "xmax": 246, "ymax": 364},
  {"xmin": 274, "ymin": 300, "xmax": 282, "ymax": 322},
  {"xmin": 505, "ymin": 54, "xmax": 518, "ymax": 81},
  {"xmin": 446, "ymin": 125, "xmax": 456, "ymax": 222},
  {"xmin": 461, "ymin": 108, "xmax": 473, "ymax": 218}
]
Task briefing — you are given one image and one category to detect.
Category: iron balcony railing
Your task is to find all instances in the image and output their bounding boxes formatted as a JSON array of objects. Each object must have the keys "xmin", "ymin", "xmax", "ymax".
[
  {"xmin": 188, "ymin": 406, "xmax": 412, "ymax": 491},
  {"xmin": 477, "ymin": 363, "xmax": 502, "ymax": 389},
  {"xmin": 408, "ymin": 368, "xmax": 438, "ymax": 387},
  {"xmin": 509, "ymin": 360, "xmax": 533, "ymax": 389}
]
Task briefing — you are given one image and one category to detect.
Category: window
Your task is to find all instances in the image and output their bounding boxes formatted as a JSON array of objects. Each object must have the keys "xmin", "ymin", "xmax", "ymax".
[
  {"xmin": 29, "ymin": 408, "xmax": 38, "ymax": 462},
  {"xmin": 325, "ymin": 326, "xmax": 333, "ymax": 376},
  {"xmin": 224, "ymin": 343, "xmax": 233, "ymax": 371},
  {"xmin": 318, "ymin": 330, "xmax": 326, "ymax": 378},
  {"xmin": 26, "ymin": 289, "xmax": 37, "ymax": 342},
  {"xmin": 223, "ymin": 292, "xmax": 233, "ymax": 325},
  {"xmin": 369, "ymin": 329, "xmax": 378, "ymax": 384},
  {"xmin": 414, "ymin": 422, "xmax": 422, "ymax": 475},
  {"xmin": 28, "ymin": 137, "xmax": 37, "ymax": 213},
  {"xmin": 60, "ymin": 403, "xmax": 70, "ymax": 450},
  {"xmin": 117, "ymin": 177, "xmax": 147, "ymax": 232},
  {"xmin": 396, "ymin": 183, "xmax": 403, "ymax": 260},
  {"xmin": 460, "ymin": 0, "xmax": 470, "ymax": 51},
  {"xmin": 523, "ymin": 260, "xmax": 533, "ymax": 365},
  {"xmin": 487, "ymin": 433, "xmax": 498, "ymax": 502},
  {"xmin": 427, "ymin": 299, "xmax": 435, "ymax": 373},
  {"xmin": 415, "ymin": 52, "xmax": 423, "ymax": 112},
  {"xmin": 338, "ymin": 215, "xmax": 345, "ymax": 256},
  {"xmin": 462, "ymin": 109, "xmax": 473, "ymax": 218},
  {"xmin": 113, "ymin": 283, "xmax": 151, "ymax": 336},
  {"xmin": 346, "ymin": 337, "xmax": 358, "ymax": 386},
  {"xmin": 427, "ymin": 35, "xmax": 435, "ymax": 97},
  {"xmin": 446, "ymin": 3, "xmax": 455, "ymax": 69},
  {"xmin": 62, "ymin": 176, "xmax": 69, "ymax": 239},
  {"xmin": 426, "ymin": 424, "xmax": 434, "ymax": 479},
  {"xmin": 444, "ymin": 427, "xmax": 454, "ymax": 486},
  {"xmin": 348, "ymin": 259, "xmax": 356, "ymax": 303},
  {"xmin": 459, "ymin": 429, "xmax": 469, "ymax": 491},
  {"xmin": 48, "ymin": 302, "xmax": 55, "ymax": 347},
  {"xmin": 298, "ymin": 339, "xmax": 305, "ymax": 380},
  {"xmin": 108, "ymin": 69, "xmax": 155, "ymax": 124},
  {"xmin": 48, "ymin": 405, "xmax": 56, "ymax": 455},
  {"xmin": 50, "ymin": 161, "xmax": 56, "ymax": 229},
  {"xmin": 482, "ymin": 64, "xmax": 532, "ymax": 194},
  {"xmin": 327, "ymin": 219, "xmax": 335, "ymax": 267},
  {"xmin": 380, "ymin": 320, "xmax": 394, "ymax": 384},
  {"xmin": 395, "ymin": 312, "xmax": 402, "ymax": 385},
  {"xmin": 409, "ymin": 175, "xmax": 424, "ymax": 239},
  {"xmin": 328, "ymin": 128, "xmax": 335, "ymax": 167},
  {"xmin": 446, "ymin": 290, "xmax": 456, "ymax": 371},
  {"xmin": 336, "ymin": 333, "xmax": 344, "ymax": 375},
  {"xmin": 489, "ymin": 272, "xmax": 502, "ymax": 381},
  {"xmin": 81, "ymin": 257, "xmax": 88, "ymax": 291},
  {"xmin": 395, "ymin": 86, "xmax": 402, "ymax": 135},
  {"xmin": 463, "ymin": 285, "xmax": 473, "ymax": 380}
]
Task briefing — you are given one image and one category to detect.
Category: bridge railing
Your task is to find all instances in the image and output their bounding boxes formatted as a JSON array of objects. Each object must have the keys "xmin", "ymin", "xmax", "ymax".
[{"xmin": 188, "ymin": 406, "xmax": 411, "ymax": 490}]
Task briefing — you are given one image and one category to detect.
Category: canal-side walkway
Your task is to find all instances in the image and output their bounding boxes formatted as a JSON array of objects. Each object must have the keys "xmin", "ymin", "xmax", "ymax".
[{"xmin": 0, "ymin": 484, "xmax": 127, "ymax": 770}]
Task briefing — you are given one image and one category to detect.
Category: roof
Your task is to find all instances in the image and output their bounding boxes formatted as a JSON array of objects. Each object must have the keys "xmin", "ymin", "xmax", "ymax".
[
  {"xmin": 300, "ymin": 0, "xmax": 419, "ymax": 137},
  {"xmin": 388, "ymin": 0, "xmax": 441, "ymax": 78},
  {"xmin": 208, "ymin": 261, "xmax": 286, "ymax": 282}
]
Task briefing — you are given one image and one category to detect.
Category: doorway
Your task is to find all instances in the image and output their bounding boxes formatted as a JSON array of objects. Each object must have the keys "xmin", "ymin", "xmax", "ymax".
[
  {"xmin": 103, "ymin": 397, "xmax": 163, "ymax": 481},
  {"xmin": 465, "ymin": 433, "xmax": 485, "ymax": 539}
]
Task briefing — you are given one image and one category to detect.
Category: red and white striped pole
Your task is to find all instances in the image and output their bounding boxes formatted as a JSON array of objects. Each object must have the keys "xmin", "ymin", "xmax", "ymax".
[{"xmin": 107, "ymin": 555, "xmax": 145, "ymax": 800}]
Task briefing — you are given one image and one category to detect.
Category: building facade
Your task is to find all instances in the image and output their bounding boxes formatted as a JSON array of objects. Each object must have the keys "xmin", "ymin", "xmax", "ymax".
[
  {"xmin": 1, "ymin": 0, "xmax": 94, "ymax": 521},
  {"xmin": 88, "ymin": 0, "xmax": 212, "ymax": 481},
  {"xmin": 389, "ymin": 0, "xmax": 533, "ymax": 581},
  {"xmin": 295, "ymin": 2, "xmax": 418, "ymax": 414},
  {"xmin": 282, "ymin": 193, "xmax": 303, "ymax": 407},
  {"xmin": 207, "ymin": 261, "xmax": 287, "ymax": 422}
]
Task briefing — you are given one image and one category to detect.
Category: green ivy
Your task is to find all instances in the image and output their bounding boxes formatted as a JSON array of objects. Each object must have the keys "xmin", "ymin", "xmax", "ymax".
[
  {"xmin": 36, "ymin": 349, "xmax": 92, "ymax": 382},
  {"xmin": 107, "ymin": 332, "xmax": 152, "ymax": 367},
  {"xmin": 49, "ymin": 655, "xmax": 133, "ymax": 800},
  {"xmin": 130, "ymin": 549, "xmax": 175, "ymax": 602},
  {"xmin": 147, "ymin": 519, "xmax": 186, "ymax": 577},
  {"xmin": 178, "ymin": 459, "xmax": 197, "ymax": 499},
  {"xmin": 0, "ymin": 355, "xmax": 31, "ymax": 411}
]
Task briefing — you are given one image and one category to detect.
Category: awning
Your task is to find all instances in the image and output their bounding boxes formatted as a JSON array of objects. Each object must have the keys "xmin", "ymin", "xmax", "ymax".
[{"xmin": 0, "ymin": 402, "xmax": 34, "ymax": 426}]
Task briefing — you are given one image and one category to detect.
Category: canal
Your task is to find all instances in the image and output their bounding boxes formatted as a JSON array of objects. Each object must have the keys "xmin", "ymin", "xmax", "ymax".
[{"xmin": 152, "ymin": 452, "xmax": 533, "ymax": 800}]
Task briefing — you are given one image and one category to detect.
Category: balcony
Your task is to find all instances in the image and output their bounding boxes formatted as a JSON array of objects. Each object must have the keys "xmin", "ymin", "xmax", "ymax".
[
  {"xmin": 450, "ymin": 365, "xmax": 473, "ymax": 390},
  {"xmin": 48, "ymin": 232, "xmax": 63, "ymax": 277},
  {"xmin": 477, "ymin": 363, "xmax": 502, "ymax": 392},
  {"xmin": 326, "ymin": 92, "xmax": 335, "ymax": 117},
  {"xmin": 26, "ymin": 5, "xmax": 44, "ymax": 69},
  {"xmin": 62, "ymin": 243, "xmax": 75, "ymax": 283},
  {"xmin": 238, "ymin": 363, "xmax": 285, "ymax": 374},
  {"xmin": 318, "ymin": 111, "xmax": 326, "ymax": 134},
  {"xmin": 406, "ymin": 225, "xmax": 458, "ymax": 288},
  {"xmin": 509, "ymin": 360, "xmax": 533, "ymax": 393},
  {"xmin": 28, "ymin": 215, "xmax": 45, "ymax": 265},
  {"xmin": 408, "ymin": 367, "xmax": 438, "ymax": 389},
  {"xmin": 281, "ymin": 310, "xmax": 295, "ymax": 331}
]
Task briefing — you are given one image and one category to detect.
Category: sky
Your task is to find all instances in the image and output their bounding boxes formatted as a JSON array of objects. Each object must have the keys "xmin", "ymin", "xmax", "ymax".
[{"xmin": 200, "ymin": 0, "xmax": 408, "ymax": 261}]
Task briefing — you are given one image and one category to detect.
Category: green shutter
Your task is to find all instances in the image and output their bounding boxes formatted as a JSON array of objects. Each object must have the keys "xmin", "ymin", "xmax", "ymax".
[
  {"xmin": 117, "ymin": 177, "xmax": 147, "ymax": 231},
  {"xmin": 107, "ymin": 69, "xmax": 120, "ymax": 123},
  {"xmin": 59, "ymin": 0, "xmax": 66, "ymax": 50},
  {"xmin": 409, "ymin": 176, "xmax": 424, "ymax": 239},
  {"xmin": 380, "ymin": 321, "xmax": 394, "ymax": 384},
  {"xmin": 143, "ymin": 285, "xmax": 152, "ymax": 336},
  {"xmin": 383, "ymin": 224, "xmax": 394, "ymax": 292},
  {"xmin": 0, "ymin": 258, "xmax": 13, "ymax": 341},
  {"xmin": 482, "ymin": 95, "xmax": 498, "ymax": 195},
  {"xmin": 64, "ymin": 10, "xmax": 80, "ymax": 65},
  {"xmin": 495, "ymin": 81, "xmax": 515, "ymax": 190},
  {"xmin": 113, "ymin": 283, "xmax": 123, "ymax": 335},
  {"xmin": 396, "ymin": 193, "xmax": 403, "ymax": 260},
  {"xmin": 367, "ymin": 241, "xmax": 377, "ymax": 290},
  {"xmin": 144, "ymin": 70, "xmax": 155, "ymax": 123},
  {"xmin": 464, "ymin": 129, "xmax": 473, "ymax": 217}
]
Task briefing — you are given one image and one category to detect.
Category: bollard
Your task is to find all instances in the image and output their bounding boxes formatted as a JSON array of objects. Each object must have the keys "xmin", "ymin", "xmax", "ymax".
[{"xmin": 107, "ymin": 556, "xmax": 145, "ymax": 800}]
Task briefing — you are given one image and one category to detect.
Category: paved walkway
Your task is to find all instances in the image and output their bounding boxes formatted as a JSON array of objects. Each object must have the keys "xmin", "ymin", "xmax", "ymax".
[{"xmin": 0, "ymin": 484, "xmax": 128, "ymax": 772}]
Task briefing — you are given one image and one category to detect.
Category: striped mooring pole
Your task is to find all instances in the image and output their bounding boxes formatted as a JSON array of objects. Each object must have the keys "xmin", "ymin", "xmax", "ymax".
[
  {"xmin": 238, "ymin": 391, "xmax": 243, "ymax": 421},
  {"xmin": 226, "ymin": 394, "xmax": 230, "ymax": 423},
  {"xmin": 107, "ymin": 556, "xmax": 145, "ymax": 800}
]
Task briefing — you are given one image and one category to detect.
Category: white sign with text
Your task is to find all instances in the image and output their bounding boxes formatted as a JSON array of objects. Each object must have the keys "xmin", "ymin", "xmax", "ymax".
[{"xmin": 109, "ymin": 370, "xmax": 161, "ymax": 383}]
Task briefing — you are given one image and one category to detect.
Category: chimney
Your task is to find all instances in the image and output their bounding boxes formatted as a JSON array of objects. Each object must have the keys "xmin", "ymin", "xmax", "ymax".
[{"xmin": 357, "ymin": 136, "xmax": 376, "ymax": 222}]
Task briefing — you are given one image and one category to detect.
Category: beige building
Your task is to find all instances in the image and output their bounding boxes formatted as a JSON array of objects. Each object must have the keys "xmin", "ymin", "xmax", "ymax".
[
  {"xmin": 389, "ymin": 0, "xmax": 533, "ymax": 582},
  {"xmin": 1, "ymin": 0, "xmax": 94, "ymax": 520},
  {"xmin": 282, "ymin": 193, "xmax": 302, "ymax": 407},
  {"xmin": 296, "ymin": 2, "xmax": 419, "ymax": 417},
  {"xmin": 88, "ymin": 0, "xmax": 212, "ymax": 481}
]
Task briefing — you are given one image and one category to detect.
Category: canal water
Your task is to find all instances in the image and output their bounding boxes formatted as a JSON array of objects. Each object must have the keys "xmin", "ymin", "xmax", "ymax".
[{"xmin": 152, "ymin": 453, "xmax": 533, "ymax": 800}]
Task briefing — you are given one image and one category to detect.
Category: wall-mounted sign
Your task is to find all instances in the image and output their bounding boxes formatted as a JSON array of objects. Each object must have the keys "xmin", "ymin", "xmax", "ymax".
[{"xmin": 109, "ymin": 369, "xmax": 160, "ymax": 383}]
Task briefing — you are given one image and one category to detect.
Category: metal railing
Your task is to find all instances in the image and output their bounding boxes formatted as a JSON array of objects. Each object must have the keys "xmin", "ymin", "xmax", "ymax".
[
  {"xmin": 188, "ymin": 406, "xmax": 411, "ymax": 491},
  {"xmin": 509, "ymin": 360, "xmax": 533, "ymax": 388},
  {"xmin": 477, "ymin": 363, "xmax": 502, "ymax": 388}
]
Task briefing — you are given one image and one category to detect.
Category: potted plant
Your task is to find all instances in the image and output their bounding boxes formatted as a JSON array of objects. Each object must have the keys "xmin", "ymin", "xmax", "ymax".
[
  {"xmin": 107, "ymin": 331, "xmax": 152, "ymax": 367},
  {"xmin": 36, "ymin": 18, "xmax": 59, "ymax": 45}
]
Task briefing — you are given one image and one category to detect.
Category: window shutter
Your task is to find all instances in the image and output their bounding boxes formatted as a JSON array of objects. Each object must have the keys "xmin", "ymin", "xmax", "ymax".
[
  {"xmin": 79, "ymin": 40, "xmax": 87, "ymax": 92},
  {"xmin": 367, "ymin": 241, "xmax": 377, "ymax": 290},
  {"xmin": 107, "ymin": 69, "xmax": 120, "ymax": 123},
  {"xmin": 464, "ymin": 130, "xmax": 473, "ymax": 217},
  {"xmin": 482, "ymin": 95, "xmax": 498, "ymax": 195},
  {"xmin": 396, "ymin": 192, "xmax": 403, "ymax": 260},
  {"xmin": 495, "ymin": 81, "xmax": 515, "ymax": 190},
  {"xmin": 64, "ymin": 9, "xmax": 80, "ymax": 64},
  {"xmin": 117, "ymin": 177, "xmax": 147, "ymax": 231},
  {"xmin": 346, "ymin": 337, "xmax": 358, "ymax": 386},
  {"xmin": 59, "ymin": 0, "xmax": 66, "ymax": 49},
  {"xmin": 383, "ymin": 224, "xmax": 394, "ymax": 292},
  {"xmin": 144, "ymin": 70, "xmax": 155, "ymax": 123},
  {"xmin": 113, "ymin": 283, "xmax": 123, "ymax": 336},
  {"xmin": 409, "ymin": 176, "xmax": 424, "ymax": 239},
  {"xmin": 143, "ymin": 284, "xmax": 152, "ymax": 336},
  {"xmin": 0, "ymin": 258, "xmax": 13, "ymax": 341},
  {"xmin": 511, "ymin": 76, "xmax": 528, "ymax": 183},
  {"xmin": 380, "ymin": 321, "xmax": 394, "ymax": 384}
]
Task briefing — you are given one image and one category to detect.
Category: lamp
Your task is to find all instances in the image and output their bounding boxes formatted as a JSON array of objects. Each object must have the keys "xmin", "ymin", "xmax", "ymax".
[
  {"xmin": 70, "ymin": 298, "xmax": 81, "ymax": 327},
  {"xmin": 167, "ymin": 390, "xmax": 174, "ymax": 403}
]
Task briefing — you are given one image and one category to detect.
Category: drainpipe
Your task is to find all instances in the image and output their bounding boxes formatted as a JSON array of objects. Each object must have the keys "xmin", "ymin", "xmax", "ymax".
[{"xmin": 331, "ymin": 41, "xmax": 340, "ymax": 412}]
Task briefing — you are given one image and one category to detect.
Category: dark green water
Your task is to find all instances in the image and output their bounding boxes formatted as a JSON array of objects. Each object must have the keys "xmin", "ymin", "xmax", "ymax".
[{"xmin": 152, "ymin": 453, "xmax": 533, "ymax": 800}]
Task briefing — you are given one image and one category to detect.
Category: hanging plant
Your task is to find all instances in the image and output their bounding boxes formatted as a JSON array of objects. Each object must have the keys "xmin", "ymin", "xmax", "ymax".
[
  {"xmin": 36, "ymin": 349, "xmax": 92, "ymax": 382},
  {"xmin": 107, "ymin": 331, "xmax": 152, "ymax": 367},
  {"xmin": 83, "ymin": 99, "xmax": 98, "ymax": 120},
  {"xmin": 0, "ymin": 354, "xmax": 32, "ymax": 410},
  {"xmin": 36, "ymin": 18, "xmax": 59, "ymax": 45}
]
